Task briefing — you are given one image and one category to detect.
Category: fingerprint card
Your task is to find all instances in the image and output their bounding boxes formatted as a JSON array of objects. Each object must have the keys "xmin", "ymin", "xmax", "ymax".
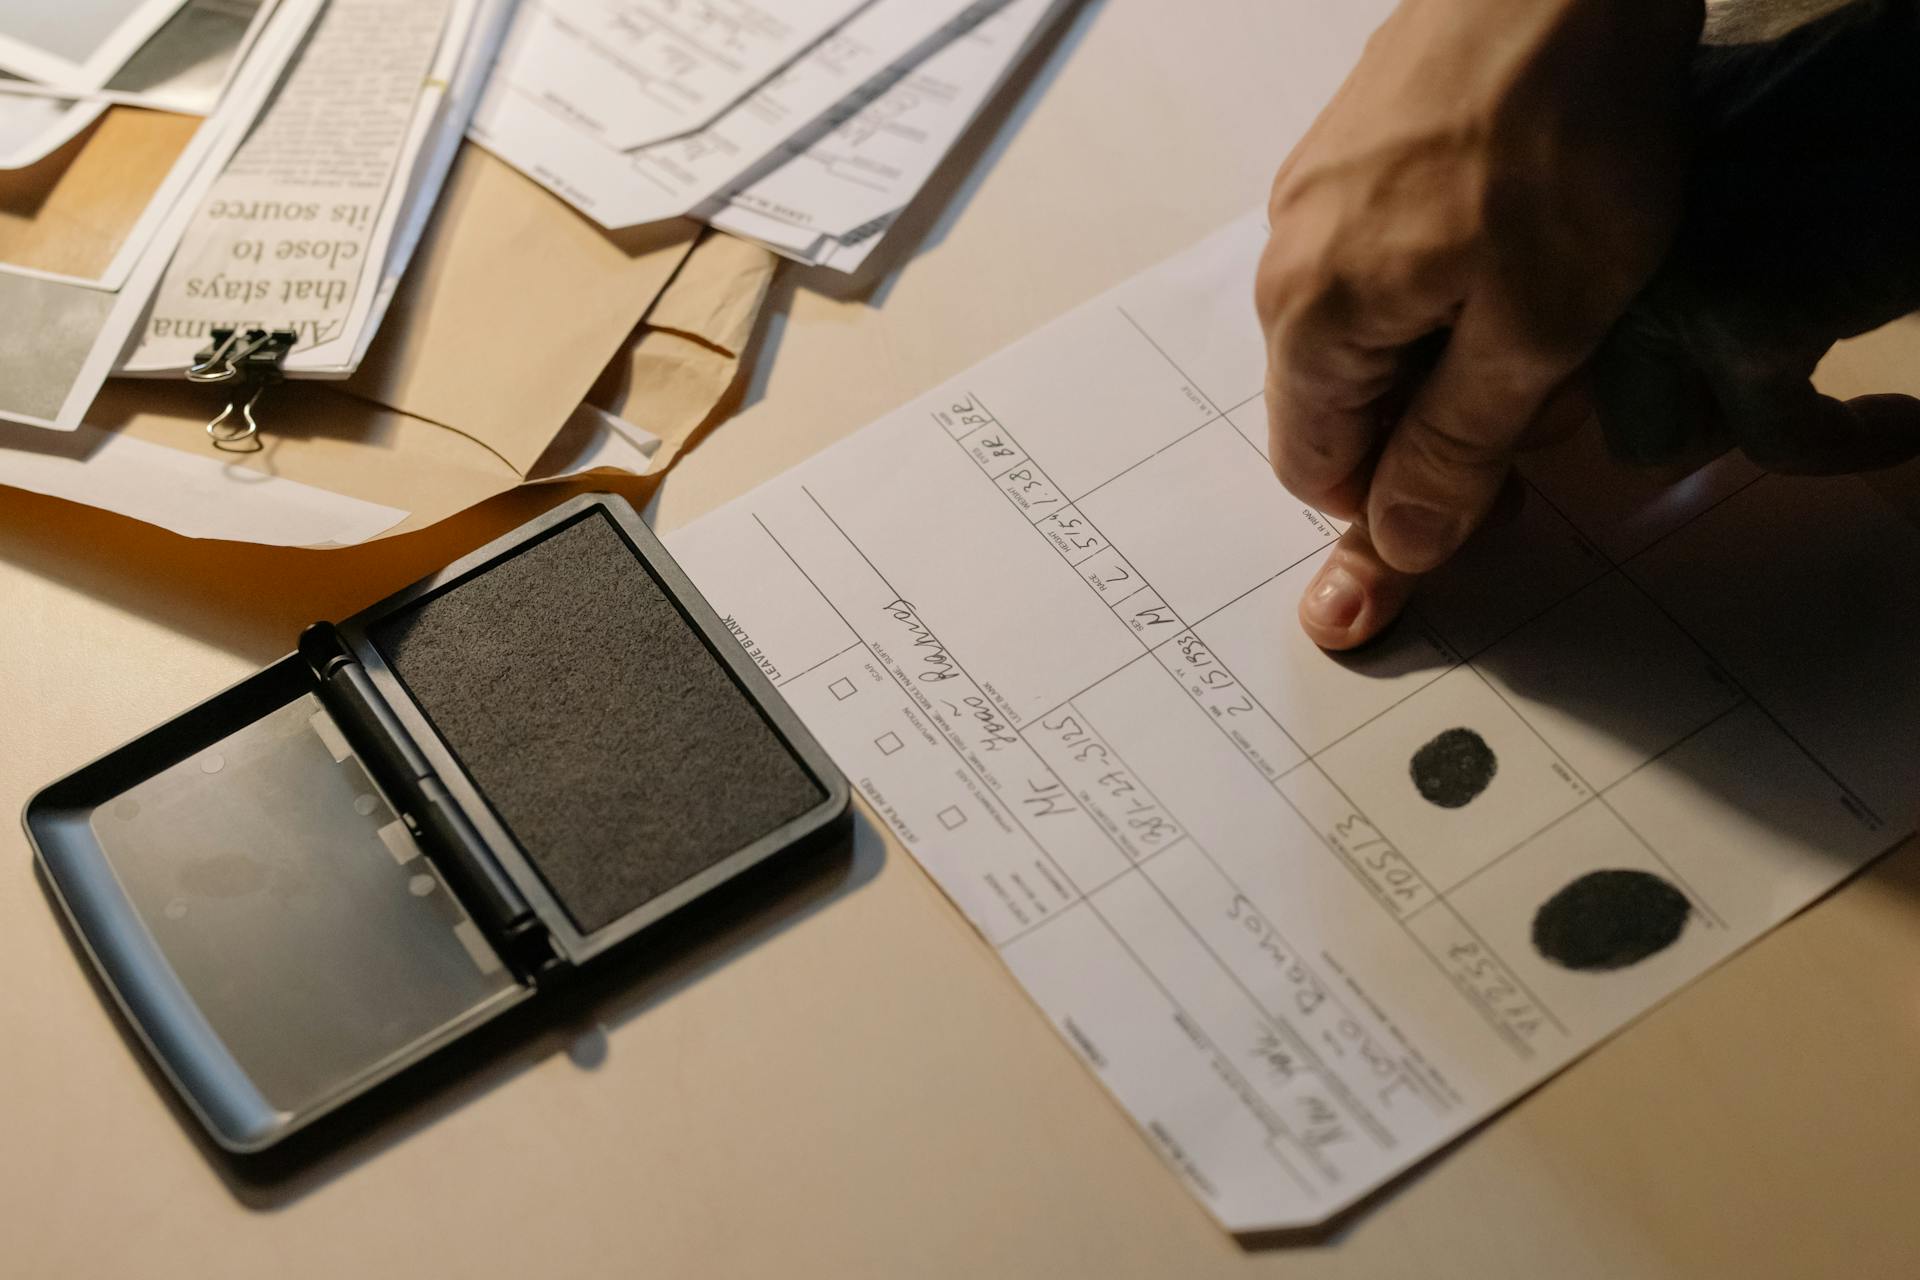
[
  {"xmin": 1315, "ymin": 665, "xmax": 1591, "ymax": 893},
  {"xmin": 665, "ymin": 213, "xmax": 1920, "ymax": 1231}
]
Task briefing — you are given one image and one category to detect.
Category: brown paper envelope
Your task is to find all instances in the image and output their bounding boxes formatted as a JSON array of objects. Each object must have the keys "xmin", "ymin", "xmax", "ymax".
[
  {"xmin": 93, "ymin": 377, "xmax": 524, "ymax": 540},
  {"xmin": 591, "ymin": 328, "xmax": 746, "ymax": 476},
  {"xmin": 0, "ymin": 107, "xmax": 199, "ymax": 280},
  {"xmin": 589, "ymin": 231, "xmax": 777, "ymax": 473},
  {"xmin": 342, "ymin": 142, "xmax": 699, "ymax": 477},
  {"xmin": 73, "ymin": 233, "xmax": 780, "ymax": 546},
  {"xmin": 639, "ymin": 230, "xmax": 777, "ymax": 358},
  {"xmin": 54, "ymin": 227, "xmax": 776, "ymax": 548}
]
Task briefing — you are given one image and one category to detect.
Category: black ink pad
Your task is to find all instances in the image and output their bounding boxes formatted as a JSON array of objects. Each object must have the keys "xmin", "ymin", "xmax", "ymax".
[
  {"xmin": 1531, "ymin": 868, "xmax": 1691, "ymax": 972},
  {"xmin": 1409, "ymin": 727, "xmax": 1498, "ymax": 808},
  {"xmin": 25, "ymin": 494, "xmax": 848, "ymax": 1153},
  {"xmin": 373, "ymin": 513, "xmax": 827, "ymax": 935}
]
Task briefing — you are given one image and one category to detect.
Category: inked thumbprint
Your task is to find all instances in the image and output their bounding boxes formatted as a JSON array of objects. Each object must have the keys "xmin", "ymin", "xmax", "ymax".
[
  {"xmin": 1531, "ymin": 869, "xmax": 1690, "ymax": 972},
  {"xmin": 1409, "ymin": 727, "xmax": 1497, "ymax": 808}
]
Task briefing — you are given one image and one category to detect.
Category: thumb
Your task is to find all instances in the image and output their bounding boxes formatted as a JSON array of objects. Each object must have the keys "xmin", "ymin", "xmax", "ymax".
[{"xmin": 1367, "ymin": 306, "xmax": 1572, "ymax": 572}]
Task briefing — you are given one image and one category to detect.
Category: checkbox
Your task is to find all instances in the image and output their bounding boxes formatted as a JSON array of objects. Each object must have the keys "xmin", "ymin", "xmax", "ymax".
[
  {"xmin": 829, "ymin": 677, "xmax": 857, "ymax": 701},
  {"xmin": 875, "ymin": 731, "xmax": 904, "ymax": 756},
  {"xmin": 938, "ymin": 805, "xmax": 967, "ymax": 831}
]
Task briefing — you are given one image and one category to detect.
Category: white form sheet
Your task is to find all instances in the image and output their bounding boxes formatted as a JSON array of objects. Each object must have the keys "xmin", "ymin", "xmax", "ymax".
[
  {"xmin": 712, "ymin": 0, "xmax": 1066, "ymax": 265},
  {"xmin": 497, "ymin": 0, "xmax": 868, "ymax": 152},
  {"xmin": 666, "ymin": 215, "xmax": 1920, "ymax": 1232},
  {"xmin": 121, "ymin": 0, "xmax": 459, "ymax": 375},
  {"xmin": 514, "ymin": 0, "xmax": 867, "ymax": 151},
  {"xmin": 470, "ymin": 0, "xmax": 998, "ymax": 229}
]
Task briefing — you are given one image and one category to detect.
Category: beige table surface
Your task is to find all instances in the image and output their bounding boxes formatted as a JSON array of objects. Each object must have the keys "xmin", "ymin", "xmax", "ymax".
[{"xmin": 7, "ymin": 5, "xmax": 1920, "ymax": 1277}]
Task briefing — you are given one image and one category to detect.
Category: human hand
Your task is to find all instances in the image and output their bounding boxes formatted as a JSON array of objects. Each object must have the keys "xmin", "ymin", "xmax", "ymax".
[
  {"xmin": 1255, "ymin": 0, "xmax": 1703, "ymax": 649},
  {"xmin": 1595, "ymin": 0, "xmax": 1920, "ymax": 475}
]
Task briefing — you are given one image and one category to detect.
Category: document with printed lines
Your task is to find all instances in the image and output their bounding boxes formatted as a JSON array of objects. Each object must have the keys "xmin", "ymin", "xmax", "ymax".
[{"xmin": 667, "ymin": 216, "xmax": 1920, "ymax": 1231}]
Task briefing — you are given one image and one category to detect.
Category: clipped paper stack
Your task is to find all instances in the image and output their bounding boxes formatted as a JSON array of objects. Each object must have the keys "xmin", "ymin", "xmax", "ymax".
[
  {"xmin": 0, "ymin": 0, "xmax": 1077, "ymax": 549},
  {"xmin": 0, "ymin": 0, "xmax": 773, "ymax": 550},
  {"xmin": 0, "ymin": 0, "xmax": 516, "ymax": 429}
]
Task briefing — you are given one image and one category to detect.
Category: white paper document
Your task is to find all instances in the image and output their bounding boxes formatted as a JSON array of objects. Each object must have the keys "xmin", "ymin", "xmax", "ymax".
[
  {"xmin": 501, "ymin": 0, "xmax": 868, "ymax": 152},
  {"xmin": 712, "ymin": 0, "xmax": 1065, "ymax": 267},
  {"xmin": 0, "ymin": 416, "xmax": 407, "ymax": 545},
  {"xmin": 0, "ymin": 94, "xmax": 105, "ymax": 169},
  {"xmin": 99, "ymin": 0, "xmax": 268, "ymax": 114},
  {"xmin": 347, "ymin": 0, "xmax": 517, "ymax": 374},
  {"xmin": 0, "ymin": 0, "xmax": 270, "ymax": 121},
  {"xmin": 0, "ymin": 0, "xmax": 190, "ymax": 91},
  {"xmin": 123, "ymin": 0, "xmax": 460, "ymax": 375},
  {"xmin": 0, "ymin": 5, "xmax": 271, "ymax": 283},
  {"xmin": 0, "ymin": 0, "xmax": 320, "ymax": 429},
  {"xmin": 471, "ymin": 0, "xmax": 996, "ymax": 229},
  {"xmin": 666, "ymin": 216, "xmax": 1920, "ymax": 1231}
]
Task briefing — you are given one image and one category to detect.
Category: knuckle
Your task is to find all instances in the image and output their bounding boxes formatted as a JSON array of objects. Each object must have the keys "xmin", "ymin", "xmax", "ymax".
[
  {"xmin": 1400, "ymin": 406, "xmax": 1511, "ymax": 475},
  {"xmin": 1284, "ymin": 341, "xmax": 1394, "ymax": 414},
  {"xmin": 1266, "ymin": 390, "xmax": 1356, "ymax": 492},
  {"xmin": 1269, "ymin": 449, "xmax": 1304, "ymax": 496},
  {"xmin": 1254, "ymin": 242, "xmax": 1326, "ymax": 332},
  {"xmin": 1252, "ymin": 250, "xmax": 1294, "ymax": 330},
  {"xmin": 1353, "ymin": 243, "xmax": 1444, "ymax": 300}
]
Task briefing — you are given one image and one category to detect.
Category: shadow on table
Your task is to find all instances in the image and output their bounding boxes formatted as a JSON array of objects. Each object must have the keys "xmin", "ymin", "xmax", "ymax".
[
  {"xmin": 1236, "ymin": 834, "xmax": 1920, "ymax": 1253},
  {"xmin": 1233, "ymin": 460, "xmax": 1920, "ymax": 1248},
  {"xmin": 35, "ymin": 804, "xmax": 887, "ymax": 1211}
]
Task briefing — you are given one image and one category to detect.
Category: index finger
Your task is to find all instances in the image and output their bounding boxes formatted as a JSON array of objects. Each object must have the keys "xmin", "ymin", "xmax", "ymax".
[
  {"xmin": 1256, "ymin": 239, "xmax": 1459, "ymax": 520},
  {"xmin": 1366, "ymin": 302, "xmax": 1573, "ymax": 572}
]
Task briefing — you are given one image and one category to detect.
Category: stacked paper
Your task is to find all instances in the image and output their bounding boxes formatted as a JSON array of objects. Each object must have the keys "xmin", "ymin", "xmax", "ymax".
[
  {"xmin": 471, "ymin": 0, "xmax": 1074, "ymax": 274},
  {"xmin": 0, "ymin": 0, "xmax": 1078, "ymax": 546},
  {"xmin": 0, "ymin": 0, "xmax": 514, "ymax": 429},
  {"xmin": 122, "ymin": 0, "xmax": 514, "ymax": 376}
]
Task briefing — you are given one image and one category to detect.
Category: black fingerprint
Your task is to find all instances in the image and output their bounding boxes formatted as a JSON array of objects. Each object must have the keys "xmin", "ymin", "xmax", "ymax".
[
  {"xmin": 1409, "ymin": 727, "xmax": 1497, "ymax": 808},
  {"xmin": 1531, "ymin": 869, "xmax": 1690, "ymax": 972}
]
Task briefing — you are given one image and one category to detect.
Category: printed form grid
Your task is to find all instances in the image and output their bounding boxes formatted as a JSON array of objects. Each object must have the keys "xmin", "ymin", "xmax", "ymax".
[{"xmin": 669, "ymin": 220, "xmax": 1910, "ymax": 1230}]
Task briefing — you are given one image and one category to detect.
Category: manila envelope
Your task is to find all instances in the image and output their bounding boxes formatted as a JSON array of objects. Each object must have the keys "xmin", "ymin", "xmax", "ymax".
[
  {"xmin": 586, "ymin": 226, "xmax": 778, "ymax": 476},
  {"xmin": 65, "ymin": 224, "xmax": 779, "ymax": 544},
  {"xmin": 342, "ymin": 142, "xmax": 699, "ymax": 476},
  {"xmin": 5, "ymin": 135, "xmax": 778, "ymax": 547}
]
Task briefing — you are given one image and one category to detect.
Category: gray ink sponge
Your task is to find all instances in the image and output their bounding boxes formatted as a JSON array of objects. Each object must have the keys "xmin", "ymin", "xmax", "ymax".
[{"xmin": 375, "ymin": 513, "xmax": 824, "ymax": 935}]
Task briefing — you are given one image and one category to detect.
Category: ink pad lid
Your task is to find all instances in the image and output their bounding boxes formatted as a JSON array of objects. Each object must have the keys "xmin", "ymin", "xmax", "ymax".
[{"xmin": 25, "ymin": 494, "xmax": 849, "ymax": 1152}]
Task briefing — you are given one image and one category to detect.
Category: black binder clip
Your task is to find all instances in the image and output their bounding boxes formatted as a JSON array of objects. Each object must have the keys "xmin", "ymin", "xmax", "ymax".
[{"xmin": 187, "ymin": 328, "xmax": 297, "ymax": 453}]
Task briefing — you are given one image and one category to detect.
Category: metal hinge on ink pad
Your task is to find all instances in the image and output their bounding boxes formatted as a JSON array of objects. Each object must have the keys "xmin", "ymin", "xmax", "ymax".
[{"xmin": 297, "ymin": 623, "xmax": 560, "ymax": 980}]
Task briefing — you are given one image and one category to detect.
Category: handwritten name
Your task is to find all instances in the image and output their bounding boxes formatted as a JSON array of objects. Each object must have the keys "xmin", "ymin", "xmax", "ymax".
[{"xmin": 882, "ymin": 598, "xmax": 961, "ymax": 684}]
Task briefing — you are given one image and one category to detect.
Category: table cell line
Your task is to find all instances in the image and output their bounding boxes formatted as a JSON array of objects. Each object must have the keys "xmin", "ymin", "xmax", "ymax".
[
  {"xmin": 927, "ymin": 400, "xmax": 1558, "ymax": 1068},
  {"xmin": 1060, "ymin": 702, "xmax": 1401, "ymax": 1151}
]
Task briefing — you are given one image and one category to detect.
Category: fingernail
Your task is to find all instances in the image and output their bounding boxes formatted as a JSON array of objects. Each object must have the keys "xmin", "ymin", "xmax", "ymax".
[
  {"xmin": 1304, "ymin": 563, "xmax": 1363, "ymax": 631},
  {"xmin": 1378, "ymin": 502, "xmax": 1457, "ymax": 564}
]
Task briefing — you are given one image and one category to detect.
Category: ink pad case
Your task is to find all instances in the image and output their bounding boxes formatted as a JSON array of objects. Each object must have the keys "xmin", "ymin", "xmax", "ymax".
[{"xmin": 24, "ymin": 494, "xmax": 849, "ymax": 1153}]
